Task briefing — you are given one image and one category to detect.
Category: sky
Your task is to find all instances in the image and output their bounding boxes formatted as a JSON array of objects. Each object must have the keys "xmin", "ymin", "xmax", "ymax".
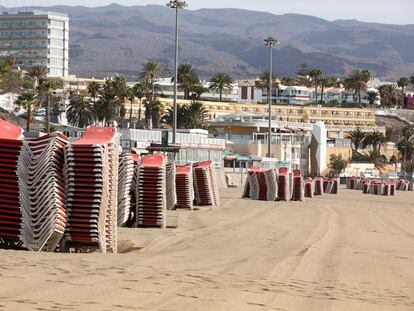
[{"xmin": 2, "ymin": 0, "xmax": 414, "ymax": 25}]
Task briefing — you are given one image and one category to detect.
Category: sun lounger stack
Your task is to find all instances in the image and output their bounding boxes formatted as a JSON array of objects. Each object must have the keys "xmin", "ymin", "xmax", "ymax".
[
  {"xmin": 0, "ymin": 119, "xmax": 24, "ymax": 247},
  {"xmin": 369, "ymin": 181, "xmax": 382, "ymax": 195},
  {"xmin": 291, "ymin": 170, "xmax": 304, "ymax": 201},
  {"xmin": 63, "ymin": 127, "xmax": 119, "ymax": 253},
  {"xmin": 323, "ymin": 178, "xmax": 339, "ymax": 194},
  {"xmin": 382, "ymin": 181, "xmax": 395, "ymax": 196},
  {"xmin": 18, "ymin": 133, "xmax": 68, "ymax": 252},
  {"xmin": 408, "ymin": 181, "xmax": 414, "ymax": 191},
  {"xmin": 242, "ymin": 166, "xmax": 277, "ymax": 201},
  {"xmin": 193, "ymin": 161, "xmax": 220, "ymax": 206},
  {"xmin": 362, "ymin": 180, "xmax": 371, "ymax": 194},
  {"xmin": 117, "ymin": 152, "xmax": 134, "ymax": 227},
  {"xmin": 166, "ymin": 161, "xmax": 177, "ymax": 210},
  {"xmin": 277, "ymin": 167, "xmax": 290, "ymax": 201},
  {"xmin": 314, "ymin": 177, "xmax": 324, "ymax": 196},
  {"xmin": 137, "ymin": 154, "xmax": 168, "ymax": 228},
  {"xmin": 128, "ymin": 154, "xmax": 140, "ymax": 226},
  {"xmin": 347, "ymin": 177, "xmax": 364, "ymax": 190},
  {"xmin": 304, "ymin": 178, "xmax": 314, "ymax": 198},
  {"xmin": 175, "ymin": 165, "xmax": 194, "ymax": 209},
  {"xmin": 242, "ymin": 167, "xmax": 261, "ymax": 200}
]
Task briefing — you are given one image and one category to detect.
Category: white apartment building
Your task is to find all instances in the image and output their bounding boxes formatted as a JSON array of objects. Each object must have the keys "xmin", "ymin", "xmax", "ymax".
[
  {"xmin": 0, "ymin": 10, "xmax": 69, "ymax": 77},
  {"xmin": 155, "ymin": 78, "xmax": 239, "ymax": 102}
]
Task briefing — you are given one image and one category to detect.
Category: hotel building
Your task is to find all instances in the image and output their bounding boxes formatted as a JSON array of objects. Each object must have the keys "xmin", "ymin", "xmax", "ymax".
[{"xmin": 0, "ymin": 10, "xmax": 69, "ymax": 77}]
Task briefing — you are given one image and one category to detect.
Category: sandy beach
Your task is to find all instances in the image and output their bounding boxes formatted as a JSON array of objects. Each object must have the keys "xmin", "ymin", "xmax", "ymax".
[{"xmin": 0, "ymin": 187, "xmax": 413, "ymax": 311}]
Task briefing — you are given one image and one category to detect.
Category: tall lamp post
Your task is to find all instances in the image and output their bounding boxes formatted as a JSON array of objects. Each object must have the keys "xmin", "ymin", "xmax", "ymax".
[
  {"xmin": 167, "ymin": 0, "xmax": 187, "ymax": 144},
  {"xmin": 264, "ymin": 37, "xmax": 280, "ymax": 158}
]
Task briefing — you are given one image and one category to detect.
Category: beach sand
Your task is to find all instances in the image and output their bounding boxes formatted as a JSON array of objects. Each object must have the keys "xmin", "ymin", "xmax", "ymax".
[{"xmin": 0, "ymin": 187, "xmax": 414, "ymax": 310}]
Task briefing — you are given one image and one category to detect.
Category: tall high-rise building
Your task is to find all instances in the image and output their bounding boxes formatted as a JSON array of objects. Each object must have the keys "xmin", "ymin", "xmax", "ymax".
[{"xmin": 0, "ymin": 10, "xmax": 69, "ymax": 77}]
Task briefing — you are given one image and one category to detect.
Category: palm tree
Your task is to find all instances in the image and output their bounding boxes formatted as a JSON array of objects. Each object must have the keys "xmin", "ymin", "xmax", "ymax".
[
  {"xmin": 385, "ymin": 127, "xmax": 397, "ymax": 143},
  {"xmin": 209, "ymin": 73, "xmax": 233, "ymax": 102},
  {"xmin": 281, "ymin": 76, "xmax": 297, "ymax": 86},
  {"xmin": 364, "ymin": 130, "xmax": 386, "ymax": 152},
  {"xmin": 66, "ymin": 96, "xmax": 94, "ymax": 128},
  {"xmin": 139, "ymin": 60, "xmax": 162, "ymax": 101},
  {"xmin": 366, "ymin": 149, "xmax": 387, "ymax": 170},
  {"xmin": 365, "ymin": 91, "xmax": 379, "ymax": 108},
  {"xmin": 185, "ymin": 101, "xmax": 208, "ymax": 129},
  {"xmin": 162, "ymin": 103, "xmax": 188, "ymax": 129},
  {"xmin": 397, "ymin": 77, "xmax": 409, "ymax": 108},
  {"xmin": 343, "ymin": 70, "xmax": 371, "ymax": 107},
  {"xmin": 378, "ymin": 84, "xmax": 400, "ymax": 107},
  {"xmin": 96, "ymin": 82, "xmax": 118, "ymax": 126},
  {"xmin": 177, "ymin": 64, "xmax": 199, "ymax": 99},
  {"xmin": 255, "ymin": 71, "xmax": 279, "ymax": 103},
  {"xmin": 319, "ymin": 76, "xmax": 338, "ymax": 105},
  {"xmin": 39, "ymin": 79, "xmax": 63, "ymax": 134},
  {"xmin": 150, "ymin": 99, "xmax": 163, "ymax": 129},
  {"xmin": 162, "ymin": 101, "xmax": 208, "ymax": 129},
  {"xmin": 26, "ymin": 65, "xmax": 47, "ymax": 89},
  {"xmin": 0, "ymin": 56, "xmax": 23, "ymax": 94},
  {"xmin": 309, "ymin": 69, "xmax": 322, "ymax": 104},
  {"xmin": 87, "ymin": 81, "xmax": 101, "ymax": 105},
  {"xmin": 348, "ymin": 128, "xmax": 366, "ymax": 151},
  {"xmin": 397, "ymin": 138, "xmax": 414, "ymax": 177},
  {"xmin": 15, "ymin": 91, "xmax": 38, "ymax": 132}
]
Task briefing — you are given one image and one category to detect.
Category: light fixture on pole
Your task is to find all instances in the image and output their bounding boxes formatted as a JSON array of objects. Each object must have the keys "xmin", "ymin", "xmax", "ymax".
[
  {"xmin": 264, "ymin": 36, "xmax": 280, "ymax": 158},
  {"xmin": 167, "ymin": 0, "xmax": 188, "ymax": 144}
]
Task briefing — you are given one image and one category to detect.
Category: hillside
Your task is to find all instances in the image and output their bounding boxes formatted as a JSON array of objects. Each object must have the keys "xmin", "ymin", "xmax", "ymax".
[{"xmin": 7, "ymin": 4, "xmax": 414, "ymax": 80}]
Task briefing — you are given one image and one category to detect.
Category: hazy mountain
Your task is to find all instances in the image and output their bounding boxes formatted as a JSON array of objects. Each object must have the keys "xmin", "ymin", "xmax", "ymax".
[{"xmin": 9, "ymin": 4, "xmax": 414, "ymax": 80}]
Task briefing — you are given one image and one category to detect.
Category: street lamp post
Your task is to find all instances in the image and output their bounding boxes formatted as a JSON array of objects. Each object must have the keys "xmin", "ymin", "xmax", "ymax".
[
  {"xmin": 403, "ymin": 146, "xmax": 407, "ymax": 179},
  {"xmin": 264, "ymin": 37, "xmax": 280, "ymax": 158},
  {"xmin": 167, "ymin": 0, "xmax": 187, "ymax": 144}
]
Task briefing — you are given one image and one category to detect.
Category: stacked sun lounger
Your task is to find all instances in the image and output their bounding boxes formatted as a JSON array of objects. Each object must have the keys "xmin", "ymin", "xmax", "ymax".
[
  {"xmin": 304, "ymin": 178, "xmax": 314, "ymax": 198},
  {"xmin": 369, "ymin": 181, "xmax": 382, "ymax": 195},
  {"xmin": 63, "ymin": 127, "xmax": 119, "ymax": 253},
  {"xmin": 277, "ymin": 167, "xmax": 290, "ymax": 201},
  {"xmin": 382, "ymin": 181, "xmax": 395, "ymax": 196},
  {"xmin": 137, "ymin": 154, "xmax": 168, "ymax": 228},
  {"xmin": 397, "ymin": 179, "xmax": 414, "ymax": 191},
  {"xmin": 323, "ymin": 178, "xmax": 339, "ymax": 194},
  {"xmin": 291, "ymin": 170, "xmax": 304, "ymax": 201},
  {"xmin": 242, "ymin": 166, "xmax": 277, "ymax": 201},
  {"xmin": 347, "ymin": 177, "xmax": 364, "ymax": 190},
  {"xmin": 166, "ymin": 161, "xmax": 177, "ymax": 210},
  {"xmin": 18, "ymin": 133, "xmax": 68, "ymax": 252},
  {"xmin": 314, "ymin": 177, "xmax": 324, "ymax": 196},
  {"xmin": 0, "ymin": 120, "xmax": 24, "ymax": 247},
  {"xmin": 128, "ymin": 154, "xmax": 140, "ymax": 226},
  {"xmin": 362, "ymin": 180, "xmax": 371, "ymax": 194},
  {"xmin": 117, "ymin": 153, "xmax": 134, "ymax": 227},
  {"xmin": 175, "ymin": 165, "xmax": 195, "ymax": 209},
  {"xmin": 193, "ymin": 161, "xmax": 220, "ymax": 206}
]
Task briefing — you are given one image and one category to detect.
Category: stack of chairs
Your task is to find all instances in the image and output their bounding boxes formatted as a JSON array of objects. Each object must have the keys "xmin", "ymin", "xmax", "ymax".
[
  {"xmin": 117, "ymin": 153, "xmax": 134, "ymax": 227},
  {"xmin": 0, "ymin": 120, "xmax": 24, "ymax": 247},
  {"xmin": 175, "ymin": 165, "xmax": 195, "ymax": 210},
  {"xmin": 347, "ymin": 177, "xmax": 364, "ymax": 190},
  {"xmin": 193, "ymin": 161, "xmax": 220, "ymax": 207},
  {"xmin": 362, "ymin": 180, "xmax": 371, "ymax": 194},
  {"xmin": 397, "ymin": 179, "xmax": 413, "ymax": 191},
  {"xmin": 18, "ymin": 133, "xmax": 68, "ymax": 252},
  {"xmin": 277, "ymin": 167, "xmax": 290, "ymax": 201},
  {"xmin": 304, "ymin": 178, "xmax": 314, "ymax": 198},
  {"xmin": 137, "ymin": 154, "xmax": 167, "ymax": 228},
  {"xmin": 314, "ymin": 177, "xmax": 324, "ymax": 196},
  {"xmin": 166, "ymin": 161, "xmax": 177, "ymax": 210},
  {"xmin": 382, "ymin": 181, "xmax": 395, "ymax": 196},
  {"xmin": 291, "ymin": 170, "xmax": 304, "ymax": 201},
  {"xmin": 369, "ymin": 181, "xmax": 382, "ymax": 195},
  {"xmin": 323, "ymin": 178, "xmax": 339, "ymax": 194},
  {"xmin": 242, "ymin": 166, "xmax": 277, "ymax": 201},
  {"xmin": 128, "ymin": 154, "xmax": 140, "ymax": 227},
  {"xmin": 63, "ymin": 127, "xmax": 119, "ymax": 253}
]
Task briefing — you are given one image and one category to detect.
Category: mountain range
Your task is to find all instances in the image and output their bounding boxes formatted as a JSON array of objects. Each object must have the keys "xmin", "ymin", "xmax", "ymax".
[{"xmin": 9, "ymin": 4, "xmax": 414, "ymax": 80}]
